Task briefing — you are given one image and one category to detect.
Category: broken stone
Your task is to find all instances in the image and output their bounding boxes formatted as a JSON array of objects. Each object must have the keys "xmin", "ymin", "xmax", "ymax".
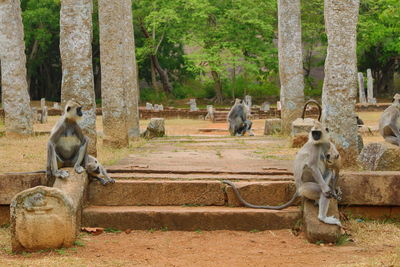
[
  {"xmin": 189, "ymin": 99, "xmax": 198, "ymax": 111},
  {"xmin": 141, "ymin": 118, "xmax": 165, "ymax": 139},
  {"xmin": 244, "ymin": 95, "xmax": 252, "ymax": 109},
  {"xmin": 153, "ymin": 104, "xmax": 160, "ymax": 111},
  {"xmin": 264, "ymin": 119, "xmax": 282, "ymax": 135},
  {"xmin": 358, "ymin": 142, "xmax": 400, "ymax": 171},
  {"xmin": 146, "ymin": 103, "xmax": 153, "ymax": 110},
  {"xmin": 291, "ymin": 118, "xmax": 314, "ymax": 136},
  {"xmin": 11, "ymin": 167, "xmax": 88, "ymax": 252},
  {"xmin": 367, "ymin": 68, "xmax": 375, "ymax": 104},
  {"xmin": 303, "ymin": 199, "xmax": 340, "ymax": 244},
  {"xmin": 358, "ymin": 72, "xmax": 367, "ymax": 104},
  {"xmin": 205, "ymin": 105, "xmax": 214, "ymax": 121},
  {"xmin": 261, "ymin": 102, "xmax": 270, "ymax": 112}
]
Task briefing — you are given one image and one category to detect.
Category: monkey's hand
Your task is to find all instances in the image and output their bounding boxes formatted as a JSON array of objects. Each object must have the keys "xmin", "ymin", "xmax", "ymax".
[
  {"xmin": 335, "ymin": 187, "xmax": 343, "ymax": 201},
  {"xmin": 74, "ymin": 165, "xmax": 85, "ymax": 174},
  {"xmin": 55, "ymin": 170, "xmax": 69, "ymax": 179},
  {"xmin": 321, "ymin": 185, "xmax": 334, "ymax": 198}
]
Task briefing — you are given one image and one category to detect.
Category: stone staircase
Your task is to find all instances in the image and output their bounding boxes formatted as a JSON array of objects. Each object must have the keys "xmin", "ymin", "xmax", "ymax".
[
  {"xmin": 212, "ymin": 111, "xmax": 229, "ymax": 122},
  {"xmin": 82, "ymin": 168, "xmax": 302, "ymax": 231}
]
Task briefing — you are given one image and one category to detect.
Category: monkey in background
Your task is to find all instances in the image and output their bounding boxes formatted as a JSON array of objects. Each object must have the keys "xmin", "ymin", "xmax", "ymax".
[
  {"xmin": 379, "ymin": 93, "xmax": 400, "ymax": 146},
  {"xmin": 227, "ymin": 99, "xmax": 254, "ymax": 136}
]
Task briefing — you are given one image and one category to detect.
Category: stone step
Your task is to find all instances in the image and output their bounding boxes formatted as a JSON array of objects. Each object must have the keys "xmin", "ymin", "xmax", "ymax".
[
  {"xmin": 82, "ymin": 206, "xmax": 301, "ymax": 231},
  {"xmin": 88, "ymin": 180, "xmax": 296, "ymax": 207}
]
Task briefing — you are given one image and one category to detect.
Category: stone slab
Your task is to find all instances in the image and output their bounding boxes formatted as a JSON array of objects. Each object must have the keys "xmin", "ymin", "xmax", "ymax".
[
  {"xmin": 358, "ymin": 142, "xmax": 400, "ymax": 171},
  {"xmin": 0, "ymin": 173, "xmax": 44, "ymax": 204},
  {"xmin": 264, "ymin": 119, "xmax": 282, "ymax": 135},
  {"xmin": 338, "ymin": 172, "xmax": 400, "ymax": 206},
  {"xmin": 225, "ymin": 181, "xmax": 299, "ymax": 207},
  {"xmin": 88, "ymin": 180, "xmax": 225, "ymax": 206},
  {"xmin": 0, "ymin": 205, "xmax": 9, "ymax": 226},
  {"xmin": 83, "ymin": 206, "xmax": 301, "ymax": 231},
  {"xmin": 303, "ymin": 199, "xmax": 340, "ymax": 244},
  {"xmin": 340, "ymin": 206, "xmax": 400, "ymax": 220}
]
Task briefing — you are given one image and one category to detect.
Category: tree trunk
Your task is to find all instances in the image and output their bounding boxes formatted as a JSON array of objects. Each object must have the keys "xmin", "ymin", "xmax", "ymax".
[
  {"xmin": 322, "ymin": 0, "xmax": 359, "ymax": 164},
  {"xmin": 150, "ymin": 55, "xmax": 172, "ymax": 93},
  {"xmin": 150, "ymin": 59, "xmax": 160, "ymax": 91},
  {"xmin": 278, "ymin": 0, "xmax": 305, "ymax": 135},
  {"xmin": 211, "ymin": 70, "xmax": 223, "ymax": 103},
  {"xmin": 140, "ymin": 24, "xmax": 172, "ymax": 93}
]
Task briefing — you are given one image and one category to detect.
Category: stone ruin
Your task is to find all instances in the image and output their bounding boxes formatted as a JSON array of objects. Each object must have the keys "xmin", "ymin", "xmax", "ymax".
[
  {"xmin": 189, "ymin": 99, "xmax": 199, "ymax": 111},
  {"xmin": 205, "ymin": 105, "xmax": 214, "ymax": 121},
  {"xmin": 141, "ymin": 118, "xmax": 165, "ymax": 139}
]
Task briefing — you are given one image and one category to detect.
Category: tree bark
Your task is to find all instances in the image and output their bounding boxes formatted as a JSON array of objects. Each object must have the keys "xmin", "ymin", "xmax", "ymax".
[
  {"xmin": 278, "ymin": 0, "xmax": 305, "ymax": 135},
  {"xmin": 211, "ymin": 70, "xmax": 223, "ymax": 103},
  {"xmin": 322, "ymin": 0, "xmax": 359, "ymax": 164},
  {"xmin": 140, "ymin": 24, "xmax": 172, "ymax": 93}
]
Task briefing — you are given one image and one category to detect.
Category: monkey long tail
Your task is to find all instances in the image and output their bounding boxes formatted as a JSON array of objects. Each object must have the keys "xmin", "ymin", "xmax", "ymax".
[
  {"xmin": 4, "ymin": 170, "xmax": 46, "ymax": 175},
  {"xmin": 223, "ymin": 180, "xmax": 299, "ymax": 210}
]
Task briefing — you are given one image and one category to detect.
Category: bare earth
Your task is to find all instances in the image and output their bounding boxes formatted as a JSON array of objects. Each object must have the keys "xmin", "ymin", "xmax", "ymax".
[{"xmin": 0, "ymin": 112, "xmax": 399, "ymax": 266}]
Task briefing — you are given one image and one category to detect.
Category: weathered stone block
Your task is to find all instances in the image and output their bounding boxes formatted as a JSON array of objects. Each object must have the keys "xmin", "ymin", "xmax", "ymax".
[
  {"xmin": 11, "ymin": 186, "xmax": 76, "ymax": 252},
  {"xmin": 291, "ymin": 118, "xmax": 314, "ymax": 136},
  {"xmin": 225, "ymin": 181, "xmax": 298, "ymax": 207},
  {"xmin": 0, "ymin": 173, "xmax": 44, "ymax": 205},
  {"xmin": 11, "ymin": 168, "xmax": 88, "ymax": 252},
  {"xmin": 141, "ymin": 118, "xmax": 165, "ymax": 139},
  {"xmin": 264, "ymin": 119, "xmax": 282, "ymax": 135},
  {"xmin": 303, "ymin": 199, "xmax": 340, "ymax": 244},
  {"xmin": 358, "ymin": 142, "xmax": 400, "ymax": 171},
  {"xmin": 339, "ymin": 172, "xmax": 400, "ymax": 206}
]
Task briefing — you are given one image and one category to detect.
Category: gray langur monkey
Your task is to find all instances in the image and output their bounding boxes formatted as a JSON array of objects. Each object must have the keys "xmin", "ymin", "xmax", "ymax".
[
  {"xmin": 47, "ymin": 100, "xmax": 89, "ymax": 179},
  {"xmin": 6, "ymin": 100, "xmax": 114, "ymax": 185},
  {"xmin": 379, "ymin": 93, "xmax": 400, "ymax": 146},
  {"xmin": 227, "ymin": 98, "xmax": 254, "ymax": 136},
  {"xmin": 86, "ymin": 155, "xmax": 115, "ymax": 185},
  {"xmin": 223, "ymin": 120, "xmax": 342, "ymax": 226}
]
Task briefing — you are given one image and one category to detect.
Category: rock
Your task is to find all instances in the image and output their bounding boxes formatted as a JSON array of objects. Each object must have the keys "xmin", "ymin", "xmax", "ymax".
[
  {"xmin": 146, "ymin": 103, "xmax": 153, "ymax": 110},
  {"xmin": 99, "ymin": 0, "xmax": 139, "ymax": 147},
  {"xmin": 264, "ymin": 119, "xmax": 282, "ymax": 135},
  {"xmin": 278, "ymin": 0, "xmax": 304, "ymax": 134},
  {"xmin": 244, "ymin": 95, "xmax": 252, "ymax": 109},
  {"xmin": 0, "ymin": 173, "xmax": 44, "ymax": 205},
  {"xmin": 205, "ymin": 105, "xmax": 214, "ymax": 121},
  {"xmin": 322, "ymin": 0, "xmax": 359, "ymax": 163},
  {"xmin": 189, "ymin": 99, "xmax": 198, "ymax": 111},
  {"xmin": 291, "ymin": 118, "xmax": 314, "ymax": 136},
  {"xmin": 261, "ymin": 102, "xmax": 270, "ymax": 112},
  {"xmin": 303, "ymin": 199, "xmax": 341, "ymax": 244},
  {"xmin": 0, "ymin": 0, "xmax": 33, "ymax": 136},
  {"xmin": 10, "ymin": 168, "xmax": 88, "ymax": 252},
  {"xmin": 339, "ymin": 172, "xmax": 400, "ymax": 206},
  {"xmin": 141, "ymin": 118, "xmax": 165, "ymax": 139},
  {"xmin": 60, "ymin": 0, "xmax": 97, "ymax": 155},
  {"xmin": 358, "ymin": 142, "xmax": 400, "ymax": 171}
]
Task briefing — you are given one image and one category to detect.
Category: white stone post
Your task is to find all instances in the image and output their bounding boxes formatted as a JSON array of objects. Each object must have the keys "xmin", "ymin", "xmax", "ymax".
[
  {"xmin": 357, "ymin": 72, "xmax": 367, "ymax": 104},
  {"xmin": 278, "ymin": 0, "xmax": 304, "ymax": 135},
  {"xmin": 367, "ymin": 69, "xmax": 376, "ymax": 104},
  {"xmin": 60, "ymin": 0, "xmax": 97, "ymax": 155},
  {"xmin": 0, "ymin": 0, "xmax": 33, "ymax": 136},
  {"xmin": 322, "ymin": 0, "xmax": 360, "ymax": 162}
]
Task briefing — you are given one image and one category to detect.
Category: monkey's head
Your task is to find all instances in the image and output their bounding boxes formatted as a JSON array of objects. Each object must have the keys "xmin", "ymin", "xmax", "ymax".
[
  {"xmin": 392, "ymin": 94, "xmax": 400, "ymax": 108},
  {"xmin": 325, "ymin": 142, "xmax": 341, "ymax": 169},
  {"xmin": 65, "ymin": 101, "xmax": 83, "ymax": 121},
  {"xmin": 87, "ymin": 159, "xmax": 101, "ymax": 176},
  {"xmin": 309, "ymin": 121, "xmax": 330, "ymax": 145}
]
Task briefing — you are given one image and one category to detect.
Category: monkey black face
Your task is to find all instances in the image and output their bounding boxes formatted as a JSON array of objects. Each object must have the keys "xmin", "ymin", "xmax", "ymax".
[
  {"xmin": 311, "ymin": 130, "xmax": 322, "ymax": 141},
  {"xmin": 77, "ymin": 107, "xmax": 83, "ymax": 117}
]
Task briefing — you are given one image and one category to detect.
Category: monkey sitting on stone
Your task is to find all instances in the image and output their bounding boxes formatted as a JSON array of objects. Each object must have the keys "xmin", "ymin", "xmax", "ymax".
[
  {"xmin": 223, "ymin": 120, "xmax": 342, "ymax": 226},
  {"xmin": 7, "ymin": 101, "xmax": 114, "ymax": 186},
  {"xmin": 379, "ymin": 93, "xmax": 400, "ymax": 146},
  {"xmin": 227, "ymin": 99, "xmax": 254, "ymax": 136}
]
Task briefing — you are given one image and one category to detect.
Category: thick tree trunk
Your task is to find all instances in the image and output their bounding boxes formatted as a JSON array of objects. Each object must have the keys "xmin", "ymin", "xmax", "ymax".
[
  {"xmin": 278, "ymin": 0, "xmax": 304, "ymax": 135},
  {"xmin": 150, "ymin": 59, "xmax": 160, "ymax": 91},
  {"xmin": 322, "ymin": 0, "xmax": 359, "ymax": 163},
  {"xmin": 60, "ymin": 0, "xmax": 97, "ymax": 155},
  {"xmin": 0, "ymin": 0, "xmax": 33, "ymax": 136},
  {"xmin": 211, "ymin": 70, "xmax": 223, "ymax": 103}
]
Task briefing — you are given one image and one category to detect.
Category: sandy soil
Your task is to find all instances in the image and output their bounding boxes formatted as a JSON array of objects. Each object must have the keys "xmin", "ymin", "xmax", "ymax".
[{"xmin": 0, "ymin": 226, "xmax": 398, "ymax": 267}]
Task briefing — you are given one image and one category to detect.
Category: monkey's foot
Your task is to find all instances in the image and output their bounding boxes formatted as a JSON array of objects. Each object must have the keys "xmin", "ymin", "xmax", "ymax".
[
  {"xmin": 55, "ymin": 170, "xmax": 69, "ymax": 179},
  {"xmin": 74, "ymin": 166, "xmax": 85, "ymax": 174},
  {"xmin": 318, "ymin": 215, "xmax": 342, "ymax": 226},
  {"xmin": 335, "ymin": 188, "xmax": 343, "ymax": 201}
]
